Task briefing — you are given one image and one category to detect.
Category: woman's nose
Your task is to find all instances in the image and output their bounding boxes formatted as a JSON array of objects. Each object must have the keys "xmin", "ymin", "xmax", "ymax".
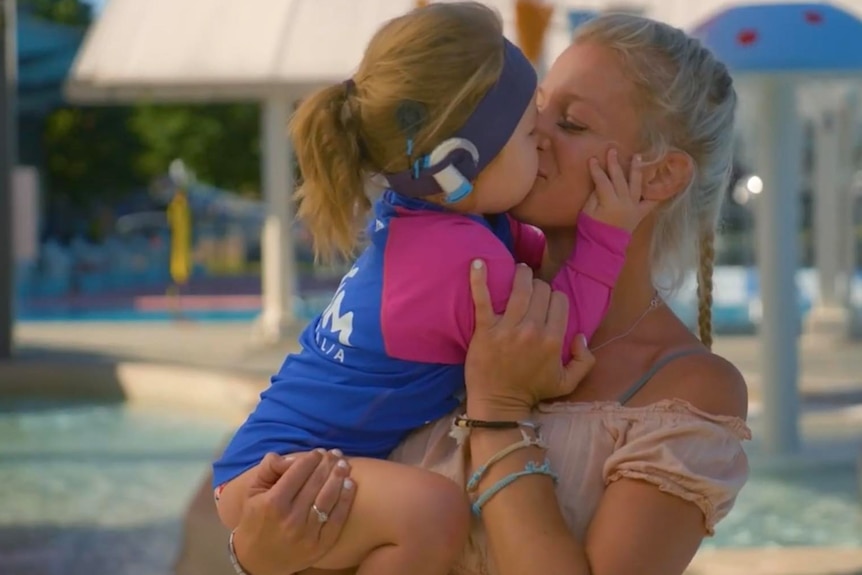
[
  {"xmin": 534, "ymin": 128, "xmax": 550, "ymax": 151},
  {"xmin": 534, "ymin": 112, "xmax": 553, "ymax": 150}
]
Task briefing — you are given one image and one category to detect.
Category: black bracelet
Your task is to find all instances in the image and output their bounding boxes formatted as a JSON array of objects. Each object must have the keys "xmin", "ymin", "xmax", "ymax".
[
  {"xmin": 452, "ymin": 414, "xmax": 540, "ymax": 431},
  {"xmin": 228, "ymin": 530, "xmax": 253, "ymax": 575}
]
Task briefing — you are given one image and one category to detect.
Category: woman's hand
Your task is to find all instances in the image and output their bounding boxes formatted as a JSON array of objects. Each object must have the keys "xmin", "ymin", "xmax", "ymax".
[
  {"xmin": 465, "ymin": 261, "xmax": 595, "ymax": 418},
  {"xmin": 232, "ymin": 450, "xmax": 356, "ymax": 575}
]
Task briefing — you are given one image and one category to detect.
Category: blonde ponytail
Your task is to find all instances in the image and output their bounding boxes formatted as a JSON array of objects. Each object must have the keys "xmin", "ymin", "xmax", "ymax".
[{"xmin": 290, "ymin": 82, "xmax": 368, "ymax": 262}]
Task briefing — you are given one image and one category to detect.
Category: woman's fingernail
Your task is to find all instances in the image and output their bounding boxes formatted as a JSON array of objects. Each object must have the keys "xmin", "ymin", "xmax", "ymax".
[
  {"xmin": 330, "ymin": 448, "xmax": 343, "ymax": 457},
  {"xmin": 343, "ymin": 478, "xmax": 355, "ymax": 490},
  {"xmin": 472, "ymin": 259, "xmax": 484, "ymax": 270},
  {"xmin": 634, "ymin": 153, "xmax": 642, "ymax": 163},
  {"xmin": 314, "ymin": 448, "xmax": 327, "ymax": 455},
  {"xmin": 610, "ymin": 148, "xmax": 618, "ymax": 157},
  {"xmin": 578, "ymin": 334, "xmax": 588, "ymax": 347},
  {"xmin": 337, "ymin": 459, "xmax": 349, "ymax": 470},
  {"xmin": 283, "ymin": 455, "xmax": 296, "ymax": 463}
]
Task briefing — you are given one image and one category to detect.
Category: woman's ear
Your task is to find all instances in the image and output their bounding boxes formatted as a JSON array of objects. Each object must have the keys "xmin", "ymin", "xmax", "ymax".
[{"xmin": 642, "ymin": 150, "xmax": 693, "ymax": 202}]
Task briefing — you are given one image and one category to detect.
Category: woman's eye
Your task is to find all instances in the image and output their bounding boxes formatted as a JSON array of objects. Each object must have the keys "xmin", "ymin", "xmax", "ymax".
[{"xmin": 557, "ymin": 120, "xmax": 586, "ymax": 133}]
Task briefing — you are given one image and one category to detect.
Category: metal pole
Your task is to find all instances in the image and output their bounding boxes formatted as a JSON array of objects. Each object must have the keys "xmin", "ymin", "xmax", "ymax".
[
  {"xmin": 0, "ymin": 0, "xmax": 17, "ymax": 360},
  {"xmin": 755, "ymin": 77, "xmax": 802, "ymax": 456}
]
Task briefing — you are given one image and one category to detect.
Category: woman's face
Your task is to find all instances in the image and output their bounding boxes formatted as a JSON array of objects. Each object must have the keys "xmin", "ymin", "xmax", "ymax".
[{"xmin": 510, "ymin": 42, "xmax": 644, "ymax": 228}]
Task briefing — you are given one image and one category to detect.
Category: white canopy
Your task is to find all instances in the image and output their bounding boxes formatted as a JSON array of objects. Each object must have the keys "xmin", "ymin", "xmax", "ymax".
[{"xmin": 67, "ymin": 0, "xmax": 577, "ymax": 103}]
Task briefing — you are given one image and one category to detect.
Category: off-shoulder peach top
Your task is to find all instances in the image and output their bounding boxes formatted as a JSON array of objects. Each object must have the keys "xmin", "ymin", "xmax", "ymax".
[{"xmin": 389, "ymin": 351, "xmax": 752, "ymax": 575}]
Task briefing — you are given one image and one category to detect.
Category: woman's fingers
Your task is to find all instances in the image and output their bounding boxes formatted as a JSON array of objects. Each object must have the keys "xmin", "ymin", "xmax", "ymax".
[
  {"xmin": 468, "ymin": 259, "xmax": 535, "ymax": 331},
  {"xmin": 250, "ymin": 452, "xmax": 294, "ymax": 493},
  {"xmin": 306, "ymin": 456, "xmax": 351, "ymax": 537},
  {"xmin": 290, "ymin": 451, "xmax": 340, "ymax": 521},
  {"xmin": 561, "ymin": 335, "xmax": 596, "ymax": 395},
  {"xmin": 545, "ymin": 290, "xmax": 570, "ymax": 342},
  {"xmin": 267, "ymin": 450, "xmax": 326, "ymax": 514},
  {"xmin": 469, "ymin": 259, "xmax": 495, "ymax": 331},
  {"xmin": 524, "ymin": 278, "xmax": 552, "ymax": 328},
  {"xmin": 498, "ymin": 263, "xmax": 534, "ymax": 329},
  {"xmin": 317, "ymin": 475, "xmax": 356, "ymax": 547}
]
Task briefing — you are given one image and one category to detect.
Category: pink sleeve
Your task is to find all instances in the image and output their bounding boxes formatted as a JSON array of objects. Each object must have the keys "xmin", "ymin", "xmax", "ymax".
[
  {"xmin": 381, "ymin": 214, "xmax": 517, "ymax": 364},
  {"xmin": 507, "ymin": 215, "xmax": 546, "ymax": 271},
  {"xmin": 553, "ymin": 213, "xmax": 631, "ymax": 362}
]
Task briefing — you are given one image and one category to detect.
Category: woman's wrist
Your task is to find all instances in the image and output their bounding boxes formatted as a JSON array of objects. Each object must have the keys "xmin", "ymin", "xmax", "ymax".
[
  {"xmin": 466, "ymin": 395, "xmax": 533, "ymax": 422},
  {"xmin": 231, "ymin": 527, "xmax": 269, "ymax": 575},
  {"xmin": 231, "ymin": 526, "xmax": 298, "ymax": 575}
]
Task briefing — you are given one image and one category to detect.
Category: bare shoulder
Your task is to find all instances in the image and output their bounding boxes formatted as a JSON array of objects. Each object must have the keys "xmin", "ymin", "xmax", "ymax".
[{"xmin": 657, "ymin": 350, "xmax": 749, "ymax": 420}]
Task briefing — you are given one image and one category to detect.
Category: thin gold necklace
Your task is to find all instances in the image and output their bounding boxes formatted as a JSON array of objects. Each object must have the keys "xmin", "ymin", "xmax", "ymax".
[{"xmin": 589, "ymin": 292, "xmax": 662, "ymax": 352}]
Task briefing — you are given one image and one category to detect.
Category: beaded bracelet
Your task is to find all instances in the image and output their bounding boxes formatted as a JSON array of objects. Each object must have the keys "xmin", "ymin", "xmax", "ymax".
[
  {"xmin": 466, "ymin": 427, "xmax": 548, "ymax": 492},
  {"xmin": 228, "ymin": 530, "xmax": 252, "ymax": 575},
  {"xmin": 471, "ymin": 459, "xmax": 559, "ymax": 517}
]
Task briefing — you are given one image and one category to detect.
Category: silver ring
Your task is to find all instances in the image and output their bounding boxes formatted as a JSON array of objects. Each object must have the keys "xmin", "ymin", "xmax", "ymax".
[{"xmin": 311, "ymin": 503, "xmax": 329, "ymax": 524}]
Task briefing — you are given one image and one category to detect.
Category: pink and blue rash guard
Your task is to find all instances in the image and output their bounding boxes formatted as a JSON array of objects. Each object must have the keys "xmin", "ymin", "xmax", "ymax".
[{"xmin": 212, "ymin": 190, "xmax": 630, "ymax": 486}]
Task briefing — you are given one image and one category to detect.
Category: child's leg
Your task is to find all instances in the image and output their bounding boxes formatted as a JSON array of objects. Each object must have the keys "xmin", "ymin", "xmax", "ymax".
[{"xmin": 313, "ymin": 457, "xmax": 471, "ymax": 575}]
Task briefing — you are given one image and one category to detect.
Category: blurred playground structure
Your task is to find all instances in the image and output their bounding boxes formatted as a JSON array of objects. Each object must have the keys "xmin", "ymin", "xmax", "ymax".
[{"xmin": 4, "ymin": 0, "xmax": 860, "ymax": 330}]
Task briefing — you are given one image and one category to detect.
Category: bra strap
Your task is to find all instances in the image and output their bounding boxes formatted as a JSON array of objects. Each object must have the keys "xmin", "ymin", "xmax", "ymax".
[{"xmin": 617, "ymin": 349, "xmax": 707, "ymax": 405}]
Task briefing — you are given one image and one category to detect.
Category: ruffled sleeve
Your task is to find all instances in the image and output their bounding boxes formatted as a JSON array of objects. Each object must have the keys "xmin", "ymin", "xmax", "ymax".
[{"xmin": 602, "ymin": 400, "xmax": 751, "ymax": 534}]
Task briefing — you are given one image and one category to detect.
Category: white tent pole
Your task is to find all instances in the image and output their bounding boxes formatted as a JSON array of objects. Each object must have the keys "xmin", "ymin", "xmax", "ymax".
[{"xmin": 255, "ymin": 97, "xmax": 298, "ymax": 342}]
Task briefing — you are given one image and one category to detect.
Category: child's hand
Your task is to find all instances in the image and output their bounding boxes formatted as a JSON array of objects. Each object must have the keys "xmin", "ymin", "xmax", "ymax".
[{"xmin": 583, "ymin": 148, "xmax": 657, "ymax": 232}]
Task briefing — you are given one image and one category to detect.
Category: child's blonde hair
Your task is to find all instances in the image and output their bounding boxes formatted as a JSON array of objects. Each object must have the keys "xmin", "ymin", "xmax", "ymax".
[{"xmin": 290, "ymin": 2, "xmax": 506, "ymax": 261}]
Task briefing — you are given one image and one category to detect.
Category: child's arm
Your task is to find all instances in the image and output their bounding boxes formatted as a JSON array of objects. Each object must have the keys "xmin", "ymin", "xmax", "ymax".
[
  {"xmin": 380, "ymin": 215, "xmax": 521, "ymax": 365},
  {"xmin": 550, "ymin": 214, "xmax": 630, "ymax": 361},
  {"xmin": 383, "ymin": 213, "xmax": 626, "ymax": 366},
  {"xmin": 549, "ymin": 149, "xmax": 654, "ymax": 360},
  {"xmin": 507, "ymin": 216, "xmax": 546, "ymax": 272}
]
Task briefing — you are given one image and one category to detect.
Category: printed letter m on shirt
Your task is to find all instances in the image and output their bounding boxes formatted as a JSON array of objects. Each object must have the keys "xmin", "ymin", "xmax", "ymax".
[
  {"xmin": 319, "ymin": 291, "xmax": 354, "ymax": 346},
  {"xmin": 319, "ymin": 266, "xmax": 359, "ymax": 346}
]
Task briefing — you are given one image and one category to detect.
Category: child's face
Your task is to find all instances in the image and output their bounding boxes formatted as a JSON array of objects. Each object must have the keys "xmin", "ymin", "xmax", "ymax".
[{"xmin": 455, "ymin": 95, "xmax": 539, "ymax": 215}]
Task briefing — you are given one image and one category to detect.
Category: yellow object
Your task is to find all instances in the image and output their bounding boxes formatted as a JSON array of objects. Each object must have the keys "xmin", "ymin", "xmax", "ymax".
[
  {"xmin": 416, "ymin": 0, "xmax": 428, "ymax": 6},
  {"xmin": 515, "ymin": 0, "xmax": 554, "ymax": 65},
  {"xmin": 167, "ymin": 191, "xmax": 192, "ymax": 285}
]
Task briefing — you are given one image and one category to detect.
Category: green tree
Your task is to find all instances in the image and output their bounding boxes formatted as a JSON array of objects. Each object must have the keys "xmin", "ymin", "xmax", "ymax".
[
  {"xmin": 20, "ymin": 0, "xmax": 91, "ymax": 25},
  {"xmin": 29, "ymin": 0, "xmax": 264, "ymax": 208},
  {"xmin": 130, "ymin": 103, "xmax": 261, "ymax": 195},
  {"xmin": 42, "ymin": 106, "xmax": 148, "ymax": 205}
]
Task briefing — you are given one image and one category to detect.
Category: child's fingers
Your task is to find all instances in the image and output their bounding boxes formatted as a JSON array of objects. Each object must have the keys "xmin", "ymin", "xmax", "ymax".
[
  {"xmin": 606, "ymin": 148, "xmax": 628, "ymax": 199},
  {"xmin": 583, "ymin": 192, "xmax": 599, "ymax": 214},
  {"xmin": 588, "ymin": 157, "xmax": 614, "ymax": 205},
  {"xmin": 628, "ymin": 154, "xmax": 643, "ymax": 203}
]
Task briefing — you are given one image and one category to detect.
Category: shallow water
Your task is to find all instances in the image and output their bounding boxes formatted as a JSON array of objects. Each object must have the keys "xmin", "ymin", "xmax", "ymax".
[
  {"xmin": 708, "ymin": 460, "xmax": 862, "ymax": 548},
  {"xmin": 0, "ymin": 400, "xmax": 859, "ymax": 575},
  {"xmin": 0, "ymin": 400, "xmax": 231, "ymax": 575}
]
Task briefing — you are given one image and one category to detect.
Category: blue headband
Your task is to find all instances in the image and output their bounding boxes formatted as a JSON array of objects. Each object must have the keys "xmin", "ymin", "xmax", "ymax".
[{"xmin": 384, "ymin": 38, "xmax": 537, "ymax": 202}]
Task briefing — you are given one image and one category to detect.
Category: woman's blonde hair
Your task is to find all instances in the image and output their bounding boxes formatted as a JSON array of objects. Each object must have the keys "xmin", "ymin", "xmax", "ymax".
[
  {"xmin": 289, "ymin": 2, "xmax": 506, "ymax": 262},
  {"xmin": 575, "ymin": 14, "xmax": 737, "ymax": 349}
]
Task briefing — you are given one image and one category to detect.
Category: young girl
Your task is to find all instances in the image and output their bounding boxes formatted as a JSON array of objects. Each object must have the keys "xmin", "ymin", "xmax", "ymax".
[{"xmin": 214, "ymin": 3, "xmax": 646, "ymax": 574}]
